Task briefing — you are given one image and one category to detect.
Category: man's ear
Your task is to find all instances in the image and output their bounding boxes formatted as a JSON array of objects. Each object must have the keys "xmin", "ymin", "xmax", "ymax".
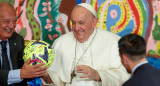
[
  {"xmin": 92, "ymin": 17, "xmax": 98, "ymax": 28},
  {"xmin": 122, "ymin": 54, "xmax": 128, "ymax": 64}
]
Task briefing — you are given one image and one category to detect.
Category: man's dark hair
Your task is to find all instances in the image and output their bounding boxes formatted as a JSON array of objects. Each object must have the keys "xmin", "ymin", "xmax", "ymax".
[{"xmin": 118, "ymin": 33, "xmax": 146, "ymax": 61}]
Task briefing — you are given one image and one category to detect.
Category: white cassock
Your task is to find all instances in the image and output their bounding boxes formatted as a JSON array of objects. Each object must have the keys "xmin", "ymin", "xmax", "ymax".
[{"xmin": 42, "ymin": 28, "xmax": 130, "ymax": 86}]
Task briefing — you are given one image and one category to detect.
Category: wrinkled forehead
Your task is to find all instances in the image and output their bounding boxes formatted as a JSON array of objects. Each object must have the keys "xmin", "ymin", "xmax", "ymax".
[
  {"xmin": 0, "ymin": 3, "xmax": 16, "ymax": 15},
  {"xmin": 0, "ymin": 7, "xmax": 16, "ymax": 19}
]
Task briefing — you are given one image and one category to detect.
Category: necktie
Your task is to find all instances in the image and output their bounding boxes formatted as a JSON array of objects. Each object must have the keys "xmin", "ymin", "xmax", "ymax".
[{"xmin": 1, "ymin": 41, "xmax": 10, "ymax": 70}]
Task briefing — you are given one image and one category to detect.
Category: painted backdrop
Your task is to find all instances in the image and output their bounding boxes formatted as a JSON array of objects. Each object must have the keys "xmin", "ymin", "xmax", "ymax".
[{"xmin": 0, "ymin": 0, "xmax": 160, "ymax": 61}]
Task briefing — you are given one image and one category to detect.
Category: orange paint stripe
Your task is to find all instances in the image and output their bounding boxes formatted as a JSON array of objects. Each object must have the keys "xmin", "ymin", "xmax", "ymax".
[
  {"xmin": 16, "ymin": 0, "xmax": 24, "ymax": 29},
  {"xmin": 118, "ymin": 3, "xmax": 127, "ymax": 29},
  {"xmin": 128, "ymin": 0, "xmax": 140, "ymax": 34}
]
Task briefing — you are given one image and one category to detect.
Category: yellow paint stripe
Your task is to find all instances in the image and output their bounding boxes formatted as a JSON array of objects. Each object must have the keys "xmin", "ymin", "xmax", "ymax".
[{"xmin": 158, "ymin": 13, "xmax": 160, "ymax": 24}]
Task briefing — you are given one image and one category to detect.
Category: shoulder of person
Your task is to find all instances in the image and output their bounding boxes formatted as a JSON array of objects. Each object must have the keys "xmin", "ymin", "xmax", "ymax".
[
  {"xmin": 96, "ymin": 28, "xmax": 120, "ymax": 40},
  {"xmin": 9, "ymin": 32, "xmax": 24, "ymax": 41},
  {"xmin": 57, "ymin": 31, "xmax": 74, "ymax": 40},
  {"xmin": 52, "ymin": 31, "xmax": 75, "ymax": 47}
]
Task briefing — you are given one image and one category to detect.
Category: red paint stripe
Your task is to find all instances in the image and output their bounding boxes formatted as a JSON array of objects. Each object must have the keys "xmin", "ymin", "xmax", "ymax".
[
  {"xmin": 95, "ymin": 0, "xmax": 98, "ymax": 12},
  {"xmin": 16, "ymin": 0, "xmax": 24, "ymax": 29},
  {"xmin": 117, "ymin": 3, "xmax": 127, "ymax": 29},
  {"xmin": 17, "ymin": 0, "xmax": 22, "ymax": 15},
  {"xmin": 128, "ymin": 0, "xmax": 140, "ymax": 34}
]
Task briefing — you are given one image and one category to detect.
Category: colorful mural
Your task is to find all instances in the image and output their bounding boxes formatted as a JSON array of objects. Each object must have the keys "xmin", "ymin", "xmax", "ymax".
[
  {"xmin": 0, "ymin": 0, "xmax": 160, "ymax": 58},
  {"xmin": 95, "ymin": 0, "xmax": 160, "ymax": 58},
  {"xmin": 13, "ymin": 0, "xmax": 62, "ymax": 45}
]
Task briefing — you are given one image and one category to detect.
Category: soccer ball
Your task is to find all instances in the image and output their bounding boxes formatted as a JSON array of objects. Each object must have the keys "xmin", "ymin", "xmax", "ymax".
[{"xmin": 23, "ymin": 40, "xmax": 54, "ymax": 68}]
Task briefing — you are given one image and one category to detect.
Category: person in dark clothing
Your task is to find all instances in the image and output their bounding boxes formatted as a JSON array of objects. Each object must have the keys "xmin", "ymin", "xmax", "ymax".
[
  {"xmin": 118, "ymin": 33, "xmax": 160, "ymax": 86},
  {"xmin": 0, "ymin": 2, "xmax": 47, "ymax": 86}
]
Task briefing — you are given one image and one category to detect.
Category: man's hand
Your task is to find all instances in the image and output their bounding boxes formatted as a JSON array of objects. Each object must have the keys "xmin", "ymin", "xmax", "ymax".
[
  {"xmin": 20, "ymin": 58, "xmax": 47, "ymax": 79},
  {"xmin": 41, "ymin": 72, "xmax": 53, "ymax": 83},
  {"xmin": 76, "ymin": 65, "xmax": 101, "ymax": 81}
]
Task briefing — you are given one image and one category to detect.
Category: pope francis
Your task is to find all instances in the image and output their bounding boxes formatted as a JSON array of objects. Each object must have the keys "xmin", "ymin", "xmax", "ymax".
[{"xmin": 41, "ymin": 3, "xmax": 130, "ymax": 86}]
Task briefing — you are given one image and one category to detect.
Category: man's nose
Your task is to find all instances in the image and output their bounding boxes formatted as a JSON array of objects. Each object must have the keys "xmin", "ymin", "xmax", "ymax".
[{"xmin": 74, "ymin": 24, "xmax": 80, "ymax": 31}]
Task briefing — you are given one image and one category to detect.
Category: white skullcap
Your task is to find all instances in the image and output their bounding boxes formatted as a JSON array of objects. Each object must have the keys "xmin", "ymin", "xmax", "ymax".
[{"xmin": 78, "ymin": 3, "xmax": 97, "ymax": 18}]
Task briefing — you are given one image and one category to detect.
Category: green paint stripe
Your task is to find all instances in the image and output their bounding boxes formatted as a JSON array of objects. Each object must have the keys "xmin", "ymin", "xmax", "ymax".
[
  {"xmin": 97, "ymin": 7, "xmax": 100, "ymax": 17},
  {"xmin": 26, "ymin": 0, "xmax": 41, "ymax": 40},
  {"xmin": 91, "ymin": 0, "xmax": 93, "ymax": 5},
  {"xmin": 137, "ymin": 0, "xmax": 147, "ymax": 36}
]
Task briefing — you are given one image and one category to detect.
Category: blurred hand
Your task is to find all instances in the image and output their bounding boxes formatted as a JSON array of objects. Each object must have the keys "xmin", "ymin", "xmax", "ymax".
[
  {"xmin": 76, "ymin": 65, "xmax": 101, "ymax": 81},
  {"xmin": 20, "ymin": 58, "xmax": 47, "ymax": 79},
  {"xmin": 41, "ymin": 72, "xmax": 53, "ymax": 83}
]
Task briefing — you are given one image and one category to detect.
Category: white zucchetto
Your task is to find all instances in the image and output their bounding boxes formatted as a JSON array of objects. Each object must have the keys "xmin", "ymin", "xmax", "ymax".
[{"xmin": 78, "ymin": 3, "xmax": 97, "ymax": 18}]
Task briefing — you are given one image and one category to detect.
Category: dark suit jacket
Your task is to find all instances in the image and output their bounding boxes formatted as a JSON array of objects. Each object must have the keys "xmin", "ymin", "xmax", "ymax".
[
  {"xmin": 123, "ymin": 63, "xmax": 160, "ymax": 86},
  {"xmin": 0, "ymin": 32, "xmax": 27, "ymax": 86}
]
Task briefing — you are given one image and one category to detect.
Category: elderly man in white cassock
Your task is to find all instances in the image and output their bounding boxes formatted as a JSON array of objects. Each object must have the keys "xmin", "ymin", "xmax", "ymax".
[{"xmin": 41, "ymin": 3, "xmax": 130, "ymax": 86}]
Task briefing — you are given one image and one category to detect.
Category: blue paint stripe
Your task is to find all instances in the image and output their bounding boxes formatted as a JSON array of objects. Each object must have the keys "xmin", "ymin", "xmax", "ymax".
[
  {"xmin": 76, "ymin": 0, "xmax": 82, "ymax": 4},
  {"xmin": 142, "ymin": 0, "xmax": 149, "ymax": 37}
]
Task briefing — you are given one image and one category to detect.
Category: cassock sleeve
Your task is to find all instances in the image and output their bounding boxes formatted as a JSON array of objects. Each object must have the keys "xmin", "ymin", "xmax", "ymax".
[{"xmin": 96, "ymin": 40, "xmax": 130, "ymax": 86}]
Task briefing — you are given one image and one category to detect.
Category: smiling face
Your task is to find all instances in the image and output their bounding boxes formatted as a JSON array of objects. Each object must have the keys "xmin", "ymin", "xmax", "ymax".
[
  {"xmin": 0, "ymin": 3, "xmax": 17, "ymax": 41},
  {"xmin": 71, "ymin": 6, "xmax": 97, "ymax": 43}
]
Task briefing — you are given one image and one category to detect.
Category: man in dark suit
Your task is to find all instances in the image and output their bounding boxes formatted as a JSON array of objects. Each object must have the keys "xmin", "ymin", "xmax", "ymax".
[
  {"xmin": 118, "ymin": 33, "xmax": 160, "ymax": 86},
  {"xmin": 0, "ymin": 2, "xmax": 47, "ymax": 86}
]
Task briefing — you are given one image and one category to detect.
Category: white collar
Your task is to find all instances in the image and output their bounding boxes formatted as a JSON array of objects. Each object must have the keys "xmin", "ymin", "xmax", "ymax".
[
  {"xmin": 132, "ymin": 61, "xmax": 148, "ymax": 74},
  {"xmin": 0, "ymin": 39, "xmax": 8, "ymax": 42}
]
